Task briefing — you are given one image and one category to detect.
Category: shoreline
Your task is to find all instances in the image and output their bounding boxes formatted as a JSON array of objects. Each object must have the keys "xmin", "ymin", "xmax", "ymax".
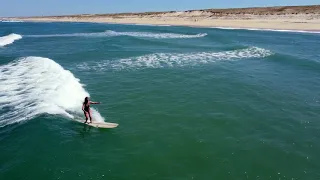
[
  {"xmin": 2, "ymin": 5, "xmax": 320, "ymax": 32},
  {"xmin": 5, "ymin": 19, "xmax": 320, "ymax": 34}
]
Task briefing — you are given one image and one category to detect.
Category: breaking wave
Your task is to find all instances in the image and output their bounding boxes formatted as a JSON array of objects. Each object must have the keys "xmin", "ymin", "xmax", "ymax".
[
  {"xmin": 0, "ymin": 57, "xmax": 104, "ymax": 127},
  {"xmin": 212, "ymin": 27, "xmax": 320, "ymax": 34},
  {"xmin": 0, "ymin": 20, "xmax": 24, "ymax": 23},
  {"xmin": 0, "ymin": 33, "xmax": 22, "ymax": 47},
  {"xmin": 104, "ymin": 30, "xmax": 207, "ymax": 39},
  {"xmin": 25, "ymin": 30, "xmax": 207, "ymax": 39}
]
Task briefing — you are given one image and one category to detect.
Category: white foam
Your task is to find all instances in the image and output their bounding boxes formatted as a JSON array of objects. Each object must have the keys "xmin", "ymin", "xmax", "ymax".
[
  {"xmin": 0, "ymin": 33, "xmax": 22, "ymax": 47},
  {"xmin": 0, "ymin": 20, "xmax": 24, "ymax": 23},
  {"xmin": 156, "ymin": 25, "xmax": 172, "ymax": 27},
  {"xmin": 26, "ymin": 30, "xmax": 207, "ymax": 39},
  {"xmin": 0, "ymin": 57, "xmax": 104, "ymax": 127},
  {"xmin": 25, "ymin": 32, "xmax": 108, "ymax": 38},
  {"xmin": 212, "ymin": 27, "xmax": 320, "ymax": 34},
  {"xmin": 133, "ymin": 23, "xmax": 155, "ymax": 26},
  {"xmin": 104, "ymin": 30, "xmax": 207, "ymax": 39},
  {"xmin": 76, "ymin": 47, "xmax": 273, "ymax": 71},
  {"xmin": 122, "ymin": 23, "xmax": 172, "ymax": 27}
]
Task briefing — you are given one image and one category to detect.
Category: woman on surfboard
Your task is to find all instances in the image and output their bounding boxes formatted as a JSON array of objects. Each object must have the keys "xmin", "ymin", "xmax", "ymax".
[{"xmin": 82, "ymin": 97, "xmax": 100, "ymax": 123}]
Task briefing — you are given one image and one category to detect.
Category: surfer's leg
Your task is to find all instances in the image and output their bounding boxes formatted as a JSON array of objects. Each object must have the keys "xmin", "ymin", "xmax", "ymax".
[
  {"xmin": 88, "ymin": 110, "xmax": 92, "ymax": 123},
  {"xmin": 84, "ymin": 111, "xmax": 89, "ymax": 123}
]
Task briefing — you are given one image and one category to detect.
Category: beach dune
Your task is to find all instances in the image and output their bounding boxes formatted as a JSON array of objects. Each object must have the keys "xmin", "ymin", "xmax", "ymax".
[{"xmin": 3, "ymin": 5, "xmax": 320, "ymax": 31}]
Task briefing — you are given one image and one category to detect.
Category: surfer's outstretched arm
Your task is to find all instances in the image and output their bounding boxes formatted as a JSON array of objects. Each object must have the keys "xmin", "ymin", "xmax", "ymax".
[{"xmin": 90, "ymin": 101, "xmax": 100, "ymax": 104}]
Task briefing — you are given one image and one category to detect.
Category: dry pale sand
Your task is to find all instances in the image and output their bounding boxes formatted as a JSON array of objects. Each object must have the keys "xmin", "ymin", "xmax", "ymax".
[{"xmin": 3, "ymin": 5, "xmax": 320, "ymax": 31}]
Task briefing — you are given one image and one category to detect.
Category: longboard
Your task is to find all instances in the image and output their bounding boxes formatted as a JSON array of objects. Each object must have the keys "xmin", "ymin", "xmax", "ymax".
[{"xmin": 75, "ymin": 119, "xmax": 118, "ymax": 129}]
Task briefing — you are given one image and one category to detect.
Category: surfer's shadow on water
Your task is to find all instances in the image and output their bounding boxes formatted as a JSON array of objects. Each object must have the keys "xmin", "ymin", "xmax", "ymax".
[
  {"xmin": 79, "ymin": 123, "xmax": 93, "ymax": 138},
  {"xmin": 82, "ymin": 123, "xmax": 92, "ymax": 132},
  {"xmin": 78, "ymin": 122, "xmax": 112, "ymax": 138}
]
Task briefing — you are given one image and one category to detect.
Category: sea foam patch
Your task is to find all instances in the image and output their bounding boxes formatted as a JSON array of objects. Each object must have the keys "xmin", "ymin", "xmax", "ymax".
[{"xmin": 76, "ymin": 47, "xmax": 273, "ymax": 71}]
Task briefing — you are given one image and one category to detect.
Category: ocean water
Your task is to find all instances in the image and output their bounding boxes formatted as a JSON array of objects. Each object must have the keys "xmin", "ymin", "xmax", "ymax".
[{"xmin": 0, "ymin": 21, "xmax": 320, "ymax": 180}]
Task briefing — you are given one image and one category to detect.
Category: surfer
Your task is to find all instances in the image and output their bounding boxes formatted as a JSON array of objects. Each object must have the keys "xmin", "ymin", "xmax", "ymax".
[{"xmin": 82, "ymin": 97, "xmax": 100, "ymax": 123}]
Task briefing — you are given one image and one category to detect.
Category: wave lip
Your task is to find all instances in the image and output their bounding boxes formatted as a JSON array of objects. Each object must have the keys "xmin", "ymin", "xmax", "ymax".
[
  {"xmin": 0, "ymin": 33, "xmax": 22, "ymax": 47},
  {"xmin": 77, "ymin": 47, "xmax": 273, "ymax": 71},
  {"xmin": 0, "ymin": 56, "xmax": 104, "ymax": 127},
  {"xmin": 26, "ymin": 30, "xmax": 207, "ymax": 39}
]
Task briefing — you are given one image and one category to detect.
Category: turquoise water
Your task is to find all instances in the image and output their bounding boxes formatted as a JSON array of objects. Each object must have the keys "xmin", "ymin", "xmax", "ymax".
[{"xmin": 1, "ymin": 22, "xmax": 320, "ymax": 180}]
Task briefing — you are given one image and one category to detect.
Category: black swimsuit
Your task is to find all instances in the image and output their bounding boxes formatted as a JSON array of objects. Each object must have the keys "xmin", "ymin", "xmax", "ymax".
[{"xmin": 83, "ymin": 102, "xmax": 90, "ymax": 112}]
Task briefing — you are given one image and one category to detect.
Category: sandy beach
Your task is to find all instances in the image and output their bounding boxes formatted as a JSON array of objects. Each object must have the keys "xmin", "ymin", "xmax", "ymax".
[{"xmin": 3, "ymin": 5, "xmax": 320, "ymax": 31}]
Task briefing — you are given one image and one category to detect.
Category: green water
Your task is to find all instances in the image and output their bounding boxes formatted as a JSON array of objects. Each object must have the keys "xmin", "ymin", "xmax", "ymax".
[{"xmin": 1, "ymin": 22, "xmax": 320, "ymax": 180}]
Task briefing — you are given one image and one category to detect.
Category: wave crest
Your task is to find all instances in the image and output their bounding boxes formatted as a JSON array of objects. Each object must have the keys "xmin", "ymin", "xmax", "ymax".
[
  {"xmin": 0, "ymin": 33, "xmax": 22, "ymax": 47},
  {"xmin": 0, "ymin": 57, "xmax": 104, "ymax": 127}
]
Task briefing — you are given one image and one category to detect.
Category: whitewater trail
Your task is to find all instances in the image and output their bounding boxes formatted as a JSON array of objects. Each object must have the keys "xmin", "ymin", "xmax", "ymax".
[
  {"xmin": 0, "ymin": 33, "xmax": 22, "ymax": 47},
  {"xmin": 76, "ymin": 47, "xmax": 273, "ymax": 71},
  {"xmin": 0, "ymin": 57, "xmax": 104, "ymax": 127},
  {"xmin": 25, "ymin": 30, "xmax": 207, "ymax": 39}
]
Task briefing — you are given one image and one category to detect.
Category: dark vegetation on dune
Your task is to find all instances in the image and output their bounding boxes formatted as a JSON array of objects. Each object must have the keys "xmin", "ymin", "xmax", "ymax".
[{"xmin": 18, "ymin": 5, "xmax": 320, "ymax": 18}]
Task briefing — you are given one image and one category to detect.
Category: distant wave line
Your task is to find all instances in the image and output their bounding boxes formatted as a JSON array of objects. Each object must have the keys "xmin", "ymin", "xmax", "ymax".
[
  {"xmin": 24, "ymin": 30, "xmax": 208, "ymax": 39},
  {"xmin": 211, "ymin": 27, "xmax": 320, "ymax": 34}
]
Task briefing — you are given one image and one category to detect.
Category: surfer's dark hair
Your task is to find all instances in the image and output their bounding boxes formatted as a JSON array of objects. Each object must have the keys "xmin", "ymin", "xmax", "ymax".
[{"xmin": 84, "ymin": 97, "xmax": 89, "ymax": 104}]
